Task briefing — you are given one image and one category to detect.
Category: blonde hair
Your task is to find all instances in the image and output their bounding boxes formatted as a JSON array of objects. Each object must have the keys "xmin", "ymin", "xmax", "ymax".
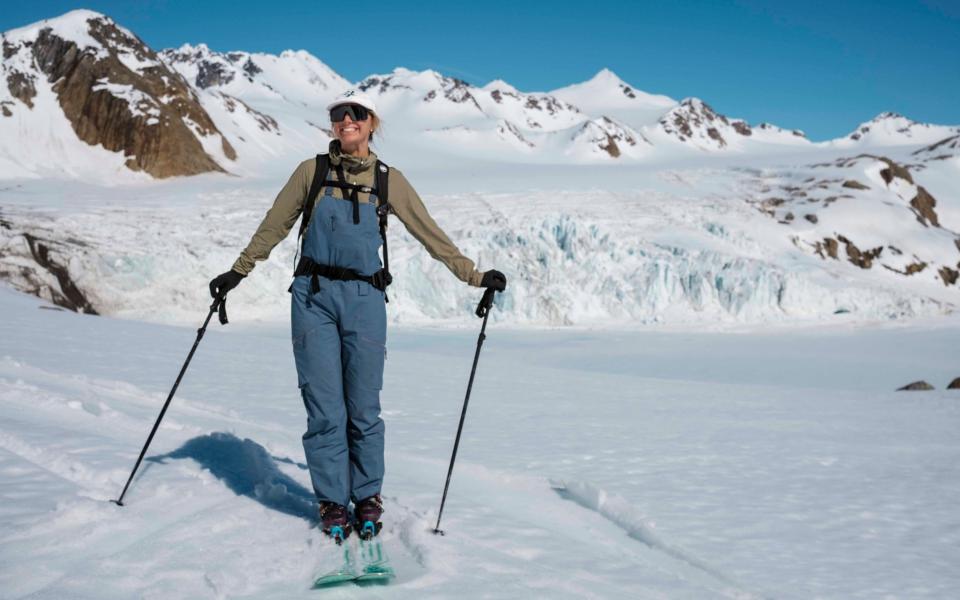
[{"xmin": 370, "ymin": 113, "xmax": 382, "ymax": 142}]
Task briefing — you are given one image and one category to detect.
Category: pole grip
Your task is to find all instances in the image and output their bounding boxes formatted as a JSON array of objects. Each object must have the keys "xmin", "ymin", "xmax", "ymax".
[{"xmin": 475, "ymin": 287, "xmax": 496, "ymax": 318}]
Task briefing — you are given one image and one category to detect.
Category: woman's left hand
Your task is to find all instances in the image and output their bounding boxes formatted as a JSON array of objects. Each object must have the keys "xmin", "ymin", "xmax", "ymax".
[{"xmin": 481, "ymin": 269, "xmax": 507, "ymax": 291}]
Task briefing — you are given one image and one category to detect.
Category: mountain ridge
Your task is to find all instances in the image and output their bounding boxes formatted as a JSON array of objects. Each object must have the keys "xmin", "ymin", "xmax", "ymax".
[{"xmin": 4, "ymin": 9, "xmax": 958, "ymax": 182}]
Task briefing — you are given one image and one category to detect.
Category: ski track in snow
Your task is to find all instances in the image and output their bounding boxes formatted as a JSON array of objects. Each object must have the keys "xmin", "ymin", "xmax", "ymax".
[{"xmin": 2, "ymin": 258, "xmax": 960, "ymax": 597}]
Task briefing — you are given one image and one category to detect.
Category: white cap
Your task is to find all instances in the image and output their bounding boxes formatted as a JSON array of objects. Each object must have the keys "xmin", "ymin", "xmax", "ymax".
[{"xmin": 326, "ymin": 89, "xmax": 378, "ymax": 115}]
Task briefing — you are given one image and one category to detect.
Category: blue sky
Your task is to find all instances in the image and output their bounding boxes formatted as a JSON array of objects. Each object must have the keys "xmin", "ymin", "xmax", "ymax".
[{"xmin": 4, "ymin": 1, "xmax": 958, "ymax": 140}]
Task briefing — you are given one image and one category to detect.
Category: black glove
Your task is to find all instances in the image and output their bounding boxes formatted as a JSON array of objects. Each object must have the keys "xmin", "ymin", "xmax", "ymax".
[
  {"xmin": 209, "ymin": 270, "xmax": 245, "ymax": 300},
  {"xmin": 480, "ymin": 269, "xmax": 507, "ymax": 291}
]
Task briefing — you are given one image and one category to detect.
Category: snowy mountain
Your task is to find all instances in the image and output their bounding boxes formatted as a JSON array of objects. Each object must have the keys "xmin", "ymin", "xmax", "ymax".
[
  {"xmin": 157, "ymin": 43, "xmax": 350, "ymax": 174},
  {"xmin": 549, "ymin": 67, "xmax": 675, "ymax": 130},
  {"xmin": 830, "ymin": 112, "xmax": 960, "ymax": 148},
  {"xmin": 910, "ymin": 133, "xmax": 960, "ymax": 164},
  {"xmin": 0, "ymin": 9, "xmax": 235, "ymax": 181},
  {"xmin": 741, "ymin": 154, "xmax": 960, "ymax": 290},
  {"xmin": 3, "ymin": 10, "xmax": 958, "ymax": 179},
  {"xmin": 652, "ymin": 97, "xmax": 809, "ymax": 151}
]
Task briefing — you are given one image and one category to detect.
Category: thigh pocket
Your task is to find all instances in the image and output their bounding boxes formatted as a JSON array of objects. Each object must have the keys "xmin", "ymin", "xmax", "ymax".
[
  {"xmin": 292, "ymin": 326, "xmax": 317, "ymax": 388},
  {"xmin": 357, "ymin": 335, "xmax": 386, "ymax": 390}
]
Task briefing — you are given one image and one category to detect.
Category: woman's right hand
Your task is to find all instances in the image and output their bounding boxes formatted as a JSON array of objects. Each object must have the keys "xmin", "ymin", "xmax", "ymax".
[{"xmin": 209, "ymin": 270, "xmax": 245, "ymax": 300}]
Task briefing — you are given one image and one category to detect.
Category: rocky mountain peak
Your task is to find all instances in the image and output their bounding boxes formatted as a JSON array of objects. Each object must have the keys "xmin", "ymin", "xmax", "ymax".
[
  {"xmin": 658, "ymin": 97, "xmax": 733, "ymax": 149},
  {"xmin": 842, "ymin": 112, "xmax": 959, "ymax": 145},
  {"xmin": 2, "ymin": 10, "xmax": 233, "ymax": 178}
]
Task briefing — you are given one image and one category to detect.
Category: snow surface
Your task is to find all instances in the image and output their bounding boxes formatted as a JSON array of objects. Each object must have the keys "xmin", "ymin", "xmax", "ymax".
[
  {"xmin": 550, "ymin": 68, "xmax": 676, "ymax": 131},
  {"xmin": 1, "ymin": 282, "xmax": 959, "ymax": 598}
]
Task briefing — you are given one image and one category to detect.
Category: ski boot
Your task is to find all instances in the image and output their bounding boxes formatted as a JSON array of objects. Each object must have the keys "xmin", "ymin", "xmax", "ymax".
[
  {"xmin": 319, "ymin": 501, "xmax": 351, "ymax": 545},
  {"xmin": 353, "ymin": 494, "xmax": 384, "ymax": 540}
]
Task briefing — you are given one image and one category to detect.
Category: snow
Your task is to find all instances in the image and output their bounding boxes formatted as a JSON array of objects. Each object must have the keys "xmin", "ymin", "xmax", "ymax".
[
  {"xmin": 92, "ymin": 80, "xmax": 161, "ymax": 119},
  {"xmin": 5, "ymin": 12, "xmax": 957, "ymax": 180},
  {"xmin": 550, "ymin": 68, "xmax": 676, "ymax": 131},
  {"xmin": 114, "ymin": 48, "xmax": 161, "ymax": 75},
  {"xmin": 827, "ymin": 112, "xmax": 960, "ymax": 148},
  {"xmin": 1, "ymin": 282, "xmax": 959, "ymax": 598},
  {"xmin": 481, "ymin": 79, "xmax": 520, "ymax": 94},
  {"xmin": 3, "ymin": 8, "xmax": 960, "ymax": 598},
  {"xmin": 0, "ymin": 69, "xmax": 144, "ymax": 183},
  {"xmin": 2, "ymin": 147, "xmax": 956, "ymax": 328},
  {"xmin": 1, "ymin": 9, "xmax": 108, "ymax": 60}
]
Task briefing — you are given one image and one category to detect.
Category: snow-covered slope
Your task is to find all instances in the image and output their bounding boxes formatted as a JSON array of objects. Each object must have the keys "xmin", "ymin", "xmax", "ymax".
[
  {"xmin": 2, "ymin": 283, "xmax": 960, "ymax": 598},
  {"xmin": 650, "ymin": 97, "xmax": 810, "ymax": 152},
  {"xmin": 5, "ymin": 10, "xmax": 959, "ymax": 180},
  {"xmin": 550, "ymin": 68, "xmax": 675, "ymax": 130},
  {"xmin": 740, "ymin": 153, "xmax": 960, "ymax": 289},
  {"xmin": 158, "ymin": 43, "xmax": 350, "ymax": 174},
  {"xmin": 0, "ymin": 10, "xmax": 235, "ymax": 182},
  {"xmin": 828, "ymin": 112, "xmax": 960, "ymax": 148}
]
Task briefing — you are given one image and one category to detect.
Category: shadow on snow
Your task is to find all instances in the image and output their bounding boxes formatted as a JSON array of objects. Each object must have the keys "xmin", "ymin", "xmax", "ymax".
[{"xmin": 148, "ymin": 432, "xmax": 316, "ymax": 523}]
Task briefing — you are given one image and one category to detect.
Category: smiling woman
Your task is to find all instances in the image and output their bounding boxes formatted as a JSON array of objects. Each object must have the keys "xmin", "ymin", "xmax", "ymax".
[
  {"xmin": 207, "ymin": 89, "xmax": 507, "ymax": 544},
  {"xmin": 327, "ymin": 93, "xmax": 382, "ymax": 145}
]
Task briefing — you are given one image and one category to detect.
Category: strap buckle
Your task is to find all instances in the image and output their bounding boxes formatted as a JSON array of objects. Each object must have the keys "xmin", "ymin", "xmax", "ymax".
[{"xmin": 370, "ymin": 269, "xmax": 392, "ymax": 291}]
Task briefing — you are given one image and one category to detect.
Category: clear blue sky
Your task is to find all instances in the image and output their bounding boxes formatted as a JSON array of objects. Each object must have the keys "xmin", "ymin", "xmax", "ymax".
[{"xmin": 4, "ymin": 1, "xmax": 958, "ymax": 140}]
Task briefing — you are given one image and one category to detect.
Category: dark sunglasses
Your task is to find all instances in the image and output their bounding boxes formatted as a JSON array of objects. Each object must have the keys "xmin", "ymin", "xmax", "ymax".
[{"xmin": 330, "ymin": 103, "xmax": 370, "ymax": 123}]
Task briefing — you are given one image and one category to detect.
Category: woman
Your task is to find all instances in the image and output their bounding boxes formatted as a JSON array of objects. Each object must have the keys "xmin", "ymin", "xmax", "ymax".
[{"xmin": 209, "ymin": 90, "xmax": 507, "ymax": 543}]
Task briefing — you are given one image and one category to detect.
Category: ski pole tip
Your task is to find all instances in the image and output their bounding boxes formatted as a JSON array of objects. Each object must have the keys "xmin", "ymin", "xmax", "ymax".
[
  {"xmin": 110, "ymin": 499, "xmax": 124, "ymax": 507},
  {"xmin": 432, "ymin": 528, "xmax": 445, "ymax": 536}
]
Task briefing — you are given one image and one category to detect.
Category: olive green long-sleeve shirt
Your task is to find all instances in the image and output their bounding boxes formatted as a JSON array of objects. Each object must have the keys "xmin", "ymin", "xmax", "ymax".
[{"xmin": 231, "ymin": 141, "xmax": 484, "ymax": 287}]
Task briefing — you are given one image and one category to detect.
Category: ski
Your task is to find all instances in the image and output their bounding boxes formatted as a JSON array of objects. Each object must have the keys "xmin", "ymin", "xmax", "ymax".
[
  {"xmin": 311, "ymin": 537, "xmax": 357, "ymax": 589},
  {"xmin": 353, "ymin": 521, "xmax": 395, "ymax": 585}
]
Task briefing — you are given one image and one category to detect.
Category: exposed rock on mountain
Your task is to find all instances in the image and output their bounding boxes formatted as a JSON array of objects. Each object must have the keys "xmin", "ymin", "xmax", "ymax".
[
  {"xmin": 911, "ymin": 134, "xmax": 960, "ymax": 162},
  {"xmin": 496, "ymin": 120, "xmax": 534, "ymax": 148},
  {"xmin": 360, "ymin": 69, "xmax": 484, "ymax": 113},
  {"xmin": 659, "ymin": 98, "xmax": 728, "ymax": 148},
  {"xmin": 549, "ymin": 68, "xmax": 675, "ymax": 131},
  {"xmin": 2, "ymin": 10, "xmax": 233, "ymax": 178},
  {"xmin": 0, "ymin": 9, "xmax": 956, "ymax": 180},
  {"xmin": 0, "ymin": 210, "xmax": 97, "ymax": 313},
  {"xmin": 570, "ymin": 117, "xmax": 645, "ymax": 158},
  {"xmin": 655, "ymin": 98, "xmax": 805, "ymax": 151},
  {"xmin": 836, "ymin": 112, "xmax": 960, "ymax": 147},
  {"xmin": 218, "ymin": 92, "xmax": 278, "ymax": 133},
  {"xmin": 747, "ymin": 154, "xmax": 960, "ymax": 287},
  {"xmin": 160, "ymin": 43, "xmax": 348, "ymax": 102}
]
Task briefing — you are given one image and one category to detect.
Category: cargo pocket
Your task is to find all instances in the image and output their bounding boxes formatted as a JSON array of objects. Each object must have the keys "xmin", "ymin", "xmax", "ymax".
[
  {"xmin": 292, "ymin": 326, "xmax": 315, "ymax": 388},
  {"xmin": 357, "ymin": 335, "xmax": 386, "ymax": 390}
]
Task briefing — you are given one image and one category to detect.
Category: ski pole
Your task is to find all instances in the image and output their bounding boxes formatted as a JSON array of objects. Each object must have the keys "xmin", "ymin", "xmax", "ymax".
[
  {"xmin": 433, "ymin": 286, "xmax": 497, "ymax": 535},
  {"xmin": 112, "ymin": 294, "xmax": 229, "ymax": 506}
]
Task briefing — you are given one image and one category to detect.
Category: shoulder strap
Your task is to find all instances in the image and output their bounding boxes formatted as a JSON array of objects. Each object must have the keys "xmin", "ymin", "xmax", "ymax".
[
  {"xmin": 375, "ymin": 159, "xmax": 389, "ymax": 208},
  {"xmin": 374, "ymin": 160, "xmax": 393, "ymax": 296},
  {"xmin": 298, "ymin": 153, "xmax": 329, "ymax": 245}
]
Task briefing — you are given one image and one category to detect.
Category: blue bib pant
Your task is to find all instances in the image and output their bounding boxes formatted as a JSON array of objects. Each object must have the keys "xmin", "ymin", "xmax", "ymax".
[{"xmin": 291, "ymin": 186, "xmax": 387, "ymax": 507}]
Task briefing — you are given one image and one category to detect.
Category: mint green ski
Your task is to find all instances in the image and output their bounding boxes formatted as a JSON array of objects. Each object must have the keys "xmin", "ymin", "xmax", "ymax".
[
  {"xmin": 311, "ymin": 542, "xmax": 357, "ymax": 588},
  {"xmin": 353, "ymin": 536, "xmax": 395, "ymax": 585}
]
